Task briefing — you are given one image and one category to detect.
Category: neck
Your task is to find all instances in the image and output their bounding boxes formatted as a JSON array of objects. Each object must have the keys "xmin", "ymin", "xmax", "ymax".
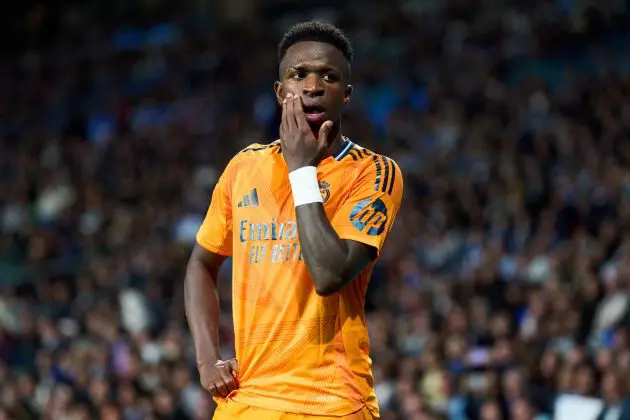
[{"xmin": 324, "ymin": 120, "xmax": 344, "ymax": 157}]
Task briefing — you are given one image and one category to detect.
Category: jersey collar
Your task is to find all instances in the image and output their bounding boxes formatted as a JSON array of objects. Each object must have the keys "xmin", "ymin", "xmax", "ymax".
[{"xmin": 330, "ymin": 137, "xmax": 354, "ymax": 161}]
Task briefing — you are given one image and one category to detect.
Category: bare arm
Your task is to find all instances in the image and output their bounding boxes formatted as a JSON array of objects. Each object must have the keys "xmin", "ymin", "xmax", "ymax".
[
  {"xmin": 279, "ymin": 94, "xmax": 376, "ymax": 296},
  {"xmin": 185, "ymin": 245, "xmax": 238, "ymax": 397},
  {"xmin": 184, "ymin": 244, "xmax": 226, "ymax": 366},
  {"xmin": 296, "ymin": 204, "xmax": 375, "ymax": 296}
]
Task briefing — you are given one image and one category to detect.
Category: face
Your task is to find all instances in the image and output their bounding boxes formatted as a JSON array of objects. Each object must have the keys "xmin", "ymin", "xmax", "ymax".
[
  {"xmin": 601, "ymin": 373, "xmax": 620, "ymax": 401},
  {"xmin": 575, "ymin": 366, "xmax": 595, "ymax": 395},
  {"xmin": 275, "ymin": 41, "xmax": 352, "ymax": 130},
  {"xmin": 480, "ymin": 401, "xmax": 502, "ymax": 420},
  {"xmin": 503, "ymin": 370, "xmax": 524, "ymax": 397},
  {"xmin": 512, "ymin": 399, "xmax": 533, "ymax": 420}
]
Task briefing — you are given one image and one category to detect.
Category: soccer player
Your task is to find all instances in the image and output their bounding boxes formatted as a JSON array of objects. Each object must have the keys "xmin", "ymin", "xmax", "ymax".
[{"xmin": 185, "ymin": 21, "xmax": 403, "ymax": 419}]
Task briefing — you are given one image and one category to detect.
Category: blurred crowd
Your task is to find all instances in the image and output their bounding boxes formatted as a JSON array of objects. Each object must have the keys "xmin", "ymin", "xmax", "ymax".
[{"xmin": 2, "ymin": 0, "xmax": 630, "ymax": 419}]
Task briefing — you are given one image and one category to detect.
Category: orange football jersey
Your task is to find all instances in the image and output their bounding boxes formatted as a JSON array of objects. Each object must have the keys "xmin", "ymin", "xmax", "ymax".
[{"xmin": 196, "ymin": 138, "xmax": 403, "ymax": 417}]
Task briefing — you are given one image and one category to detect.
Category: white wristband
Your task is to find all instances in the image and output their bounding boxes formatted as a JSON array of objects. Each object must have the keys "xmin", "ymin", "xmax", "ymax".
[{"xmin": 288, "ymin": 166, "xmax": 323, "ymax": 207}]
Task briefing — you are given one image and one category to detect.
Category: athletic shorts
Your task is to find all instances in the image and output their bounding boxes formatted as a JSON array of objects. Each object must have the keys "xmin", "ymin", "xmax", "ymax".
[{"xmin": 213, "ymin": 399, "xmax": 376, "ymax": 420}]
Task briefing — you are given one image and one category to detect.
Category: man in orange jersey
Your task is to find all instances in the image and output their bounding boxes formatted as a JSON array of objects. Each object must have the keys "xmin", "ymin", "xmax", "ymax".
[{"xmin": 184, "ymin": 21, "xmax": 403, "ymax": 419}]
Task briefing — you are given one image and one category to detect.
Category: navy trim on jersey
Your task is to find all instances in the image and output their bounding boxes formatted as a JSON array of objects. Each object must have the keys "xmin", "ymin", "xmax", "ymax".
[
  {"xmin": 373, "ymin": 155, "xmax": 382, "ymax": 191},
  {"xmin": 333, "ymin": 137, "xmax": 353, "ymax": 161},
  {"xmin": 239, "ymin": 142, "xmax": 281, "ymax": 154},
  {"xmin": 381, "ymin": 157, "xmax": 390, "ymax": 193},
  {"xmin": 387, "ymin": 159, "xmax": 396, "ymax": 194}
]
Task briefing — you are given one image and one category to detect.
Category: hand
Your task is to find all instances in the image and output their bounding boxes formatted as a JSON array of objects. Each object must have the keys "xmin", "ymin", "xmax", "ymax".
[
  {"xmin": 198, "ymin": 358, "xmax": 239, "ymax": 398},
  {"xmin": 280, "ymin": 93, "xmax": 334, "ymax": 172}
]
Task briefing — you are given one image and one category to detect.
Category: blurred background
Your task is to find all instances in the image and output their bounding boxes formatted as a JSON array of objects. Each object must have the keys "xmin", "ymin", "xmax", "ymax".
[{"xmin": 2, "ymin": 0, "xmax": 630, "ymax": 419}]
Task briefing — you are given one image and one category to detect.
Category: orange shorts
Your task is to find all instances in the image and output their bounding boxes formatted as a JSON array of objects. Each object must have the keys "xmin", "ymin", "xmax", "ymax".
[{"xmin": 213, "ymin": 399, "xmax": 376, "ymax": 420}]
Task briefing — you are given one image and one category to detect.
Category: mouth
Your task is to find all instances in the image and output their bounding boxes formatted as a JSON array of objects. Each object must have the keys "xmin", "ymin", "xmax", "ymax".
[{"xmin": 302, "ymin": 104, "xmax": 327, "ymax": 123}]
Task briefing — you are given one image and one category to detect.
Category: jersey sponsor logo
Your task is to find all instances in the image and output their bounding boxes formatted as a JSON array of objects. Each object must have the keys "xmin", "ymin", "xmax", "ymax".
[
  {"xmin": 349, "ymin": 198, "xmax": 388, "ymax": 236},
  {"xmin": 239, "ymin": 218, "xmax": 302, "ymax": 264},
  {"xmin": 319, "ymin": 180, "xmax": 330, "ymax": 203},
  {"xmin": 237, "ymin": 188, "xmax": 259, "ymax": 208},
  {"xmin": 239, "ymin": 218, "xmax": 297, "ymax": 242}
]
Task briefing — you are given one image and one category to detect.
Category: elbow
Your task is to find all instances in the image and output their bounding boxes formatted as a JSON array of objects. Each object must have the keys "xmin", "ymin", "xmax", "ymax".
[
  {"xmin": 315, "ymin": 285, "xmax": 339, "ymax": 297},
  {"xmin": 313, "ymin": 274, "xmax": 349, "ymax": 296}
]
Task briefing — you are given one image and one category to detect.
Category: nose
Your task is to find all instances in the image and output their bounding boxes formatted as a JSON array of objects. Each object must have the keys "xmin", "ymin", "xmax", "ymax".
[{"xmin": 302, "ymin": 74, "xmax": 324, "ymax": 97}]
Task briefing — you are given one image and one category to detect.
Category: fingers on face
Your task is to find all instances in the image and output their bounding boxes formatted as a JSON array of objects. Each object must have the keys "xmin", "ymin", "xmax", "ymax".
[
  {"xmin": 281, "ymin": 93, "xmax": 313, "ymax": 138},
  {"xmin": 287, "ymin": 93, "xmax": 297, "ymax": 128},
  {"xmin": 282, "ymin": 93, "xmax": 303, "ymax": 132},
  {"xmin": 281, "ymin": 94, "xmax": 289, "ymax": 136},
  {"xmin": 293, "ymin": 95, "xmax": 310, "ymax": 131},
  {"xmin": 317, "ymin": 121, "xmax": 332, "ymax": 145}
]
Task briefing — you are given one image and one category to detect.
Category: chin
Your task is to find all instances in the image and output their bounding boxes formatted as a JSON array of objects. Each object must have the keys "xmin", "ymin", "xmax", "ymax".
[{"xmin": 307, "ymin": 120, "xmax": 323, "ymax": 130}]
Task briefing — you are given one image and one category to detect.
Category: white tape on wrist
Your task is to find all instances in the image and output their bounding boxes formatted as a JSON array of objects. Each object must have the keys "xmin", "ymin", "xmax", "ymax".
[{"xmin": 288, "ymin": 166, "xmax": 323, "ymax": 207}]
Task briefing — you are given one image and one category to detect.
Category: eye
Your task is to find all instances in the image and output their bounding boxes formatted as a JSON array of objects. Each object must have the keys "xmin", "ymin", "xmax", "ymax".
[
  {"xmin": 322, "ymin": 73, "xmax": 337, "ymax": 82},
  {"xmin": 291, "ymin": 69, "xmax": 306, "ymax": 80}
]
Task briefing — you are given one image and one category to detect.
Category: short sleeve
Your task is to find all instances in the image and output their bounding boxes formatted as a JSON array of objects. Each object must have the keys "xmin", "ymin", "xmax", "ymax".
[
  {"xmin": 331, "ymin": 155, "xmax": 403, "ymax": 254},
  {"xmin": 196, "ymin": 162, "xmax": 235, "ymax": 256}
]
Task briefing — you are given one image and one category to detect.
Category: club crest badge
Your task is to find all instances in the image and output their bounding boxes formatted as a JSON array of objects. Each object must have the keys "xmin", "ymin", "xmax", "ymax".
[{"xmin": 319, "ymin": 180, "xmax": 331, "ymax": 203}]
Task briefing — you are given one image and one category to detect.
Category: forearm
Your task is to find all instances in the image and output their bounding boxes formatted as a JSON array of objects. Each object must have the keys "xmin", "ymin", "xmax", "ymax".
[
  {"xmin": 184, "ymin": 259, "xmax": 221, "ymax": 365},
  {"xmin": 288, "ymin": 165, "xmax": 374, "ymax": 295},
  {"xmin": 296, "ymin": 204, "xmax": 351, "ymax": 294}
]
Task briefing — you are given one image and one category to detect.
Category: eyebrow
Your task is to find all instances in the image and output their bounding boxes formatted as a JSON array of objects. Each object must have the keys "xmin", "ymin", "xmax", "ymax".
[{"xmin": 288, "ymin": 63, "xmax": 339, "ymax": 73}]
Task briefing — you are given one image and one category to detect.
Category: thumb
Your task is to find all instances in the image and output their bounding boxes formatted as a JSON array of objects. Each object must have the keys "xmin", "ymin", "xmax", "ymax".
[
  {"xmin": 227, "ymin": 358, "xmax": 238, "ymax": 373},
  {"xmin": 318, "ymin": 121, "xmax": 334, "ymax": 145}
]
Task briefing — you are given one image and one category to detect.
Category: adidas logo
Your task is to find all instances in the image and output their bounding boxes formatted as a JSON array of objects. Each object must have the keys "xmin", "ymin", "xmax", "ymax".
[{"xmin": 237, "ymin": 188, "xmax": 259, "ymax": 208}]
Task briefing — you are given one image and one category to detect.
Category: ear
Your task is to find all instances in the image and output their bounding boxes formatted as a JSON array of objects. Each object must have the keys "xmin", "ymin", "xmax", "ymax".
[
  {"xmin": 343, "ymin": 85, "xmax": 353, "ymax": 106},
  {"xmin": 274, "ymin": 81, "xmax": 284, "ymax": 106}
]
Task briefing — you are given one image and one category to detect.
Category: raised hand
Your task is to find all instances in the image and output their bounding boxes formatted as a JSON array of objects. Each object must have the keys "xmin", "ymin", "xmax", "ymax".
[{"xmin": 280, "ymin": 93, "xmax": 333, "ymax": 172}]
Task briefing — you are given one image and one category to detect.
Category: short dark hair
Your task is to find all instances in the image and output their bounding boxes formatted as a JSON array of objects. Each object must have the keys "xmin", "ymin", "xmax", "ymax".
[{"xmin": 278, "ymin": 21, "xmax": 353, "ymax": 64}]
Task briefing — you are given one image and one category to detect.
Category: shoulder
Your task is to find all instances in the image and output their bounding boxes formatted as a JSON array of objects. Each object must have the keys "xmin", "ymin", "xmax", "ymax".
[
  {"xmin": 342, "ymin": 143, "xmax": 402, "ymax": 196},
  {"xmin": 335, "ymin": 140, "xmax": 400, "ymax": 173},
  {"xmin": 224, "ymin": 140, "xmax": 282, "ymax": 173},
  {"xmin": 236, "ymin": 140, "xmax": 282, "ymax": 157}
]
